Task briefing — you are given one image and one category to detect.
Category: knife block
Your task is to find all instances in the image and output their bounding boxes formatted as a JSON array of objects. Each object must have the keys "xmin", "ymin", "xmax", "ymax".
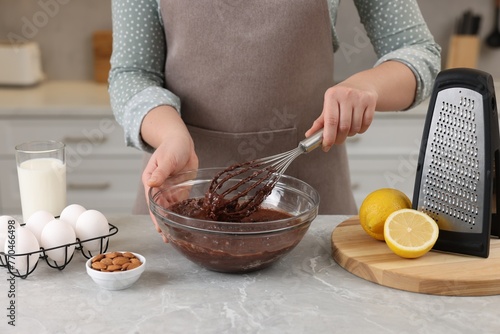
[{"xmin": 446, "ymin": 35, "xmax": 480, "ymax": 69}]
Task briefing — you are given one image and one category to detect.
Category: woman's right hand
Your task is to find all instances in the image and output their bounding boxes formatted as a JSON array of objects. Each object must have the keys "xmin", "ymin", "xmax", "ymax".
[{"xmin": 140, "ymin": 106, "xmax": 199, "ymax": 242}]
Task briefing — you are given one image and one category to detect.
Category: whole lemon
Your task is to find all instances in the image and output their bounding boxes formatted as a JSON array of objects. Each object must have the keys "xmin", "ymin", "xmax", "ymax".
[{"xmin": 359, "ymin": 188, "xmax": 412, "ymax": 241}]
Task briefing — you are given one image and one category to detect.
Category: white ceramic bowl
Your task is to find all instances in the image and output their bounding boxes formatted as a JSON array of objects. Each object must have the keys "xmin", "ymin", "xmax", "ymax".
[{"xmin": 85, "ymin": 252, "xmax": 146, "ymax": 290}]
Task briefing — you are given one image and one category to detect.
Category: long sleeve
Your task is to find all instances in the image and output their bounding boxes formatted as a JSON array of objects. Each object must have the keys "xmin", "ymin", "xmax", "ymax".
[
  {"xmin": 109, "ymin": 0, "xmax": 180, "ymax": 152},
  {"xmin": 110, "ymin": 0, "xmax": 442, "ymax": 153},
  {"xmin": 328, "ymin": 0, "xmax": 441, "ymax": 109}
]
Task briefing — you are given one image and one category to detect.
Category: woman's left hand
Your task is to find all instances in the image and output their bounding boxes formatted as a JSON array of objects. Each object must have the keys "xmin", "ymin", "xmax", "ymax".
[{"xmin": 306, "ymin": 81, "xmax": 377, "ymax": 151}]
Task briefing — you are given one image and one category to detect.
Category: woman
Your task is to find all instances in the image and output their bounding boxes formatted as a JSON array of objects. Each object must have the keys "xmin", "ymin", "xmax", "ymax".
[{"xmin": 109, "ymin": 0, "xmax": 441, "ymax": 230}]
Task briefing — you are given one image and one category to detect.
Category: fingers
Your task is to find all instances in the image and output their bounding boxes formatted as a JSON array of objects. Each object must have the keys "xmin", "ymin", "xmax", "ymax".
[
  {"xmin": 312, "ymin": 85, "xmax": 377, "ymax": 147},
  {"xmin": 149, "ymin": 210, "xmax": 169, "ymax": 243},
  {"xmin": 144, "ymin": 169, "xmax": 170, "ymax": 244},
  {"xmin": 141, "ymin": 137, "xmax": 199, "ymax": 244},
  {"xmin": 142, "ymin": 154, "xmax": 173, "ymax": 244},
  {"xmin": 335, "ymin": 98, "xmax": 353, "ymax": 145},
  {"xmin": 142, "ymin": 153, "xmax": 170, "ymax": 188},
  {"xmin": 319, "ymin": 91, "xmax": 339, "ymax": 152},
  {"xmin": 360, "ymin": 104, "xmax": 375, "ymax": 134},
  {"xmin": 305, "ymin": 118, "xmax": 324, "ymax": 138},
  {"xmin": 147, "ymin": 167, "xmax": 168, "ymax": 188}
]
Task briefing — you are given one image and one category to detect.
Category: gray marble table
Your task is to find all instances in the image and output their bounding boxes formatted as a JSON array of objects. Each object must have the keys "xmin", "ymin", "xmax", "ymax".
[{"xmin": 2, "ymin": 215, "xmax": 499, "ymax": 333}]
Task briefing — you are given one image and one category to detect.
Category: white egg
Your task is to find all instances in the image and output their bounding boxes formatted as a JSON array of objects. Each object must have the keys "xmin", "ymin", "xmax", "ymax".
[
  {"xmin": 0, "ymin": 215, "xmax": 21, "ymax": 250},
  {"xmin": 3, "ymin": 226, "xmax": 40, "ymax": 275},
  {"xmin": 25, "ymin": 210, "xmax": 55, "ymax": 244},
  {"xmin": 0, "ymin": 216, "xmax": 21, "ymax": 265},
  {"xmin": 40, "ymin": 219, "xmax": 76, "ymax": 264},
  {"xmin": 75, "ymin": 210, "xmax": 109, "ymax": 254},
  {"xmin": 60, "ymin": 204, "xmax": 86, "ymax": 230}
]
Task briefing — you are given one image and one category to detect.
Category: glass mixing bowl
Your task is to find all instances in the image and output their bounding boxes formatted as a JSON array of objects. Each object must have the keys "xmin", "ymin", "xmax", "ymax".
[{"xmin": 148, "ymin": 167, "xmax": 320, "ymax": 273}]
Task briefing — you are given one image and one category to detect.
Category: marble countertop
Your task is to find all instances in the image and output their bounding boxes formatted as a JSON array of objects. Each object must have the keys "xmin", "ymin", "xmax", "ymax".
[
  {"xmin": 0, "ymin": 81, "xmax": 111, "ymax": 117},
  {"xmin": 2, "ymin": 215, "xmax": 499, "ymax": 333}
]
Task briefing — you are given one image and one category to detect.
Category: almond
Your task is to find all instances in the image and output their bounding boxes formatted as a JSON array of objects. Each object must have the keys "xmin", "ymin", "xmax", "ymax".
[
  {"xmin": 92, "ymin": 254, "xmax": 105, "ymax": 262},
  {"xmin": 107, "ymin": 264, "xmax": 122, "ymax": 272},
  {"xmin": 112, "ymin": 257, "xmax": 129, "ymax": 266},
  {"xmin": 127, "ymin": 262, "xmax": 142, "ymax": 270},
  {"xmin": 123, "ymin": 252, "xmax": 135, "ymax": 258},
  {"xmin": 105, "ymin": 252, "xmax": 120, "ymax": 259},
  {"xmin": 91, "ymin": 262, "xmax": 107, "ymax": 270}
]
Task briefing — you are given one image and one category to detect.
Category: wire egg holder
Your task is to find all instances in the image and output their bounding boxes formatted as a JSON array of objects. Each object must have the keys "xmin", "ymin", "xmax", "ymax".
[{"xmin": 0, "ymin": 223, "xmax": 118, "ymax": 279}]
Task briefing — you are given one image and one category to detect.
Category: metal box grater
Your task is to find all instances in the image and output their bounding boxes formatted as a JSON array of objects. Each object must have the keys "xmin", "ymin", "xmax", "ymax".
[{"xmin": 413, "ymin": 68, "xmax": 499, "ymax": 258}]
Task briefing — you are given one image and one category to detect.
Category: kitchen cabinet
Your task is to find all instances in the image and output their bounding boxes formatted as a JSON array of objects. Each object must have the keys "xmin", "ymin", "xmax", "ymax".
[{"xmin": 0, "ymin": 81, "xmax": 142, "ymax": 216}]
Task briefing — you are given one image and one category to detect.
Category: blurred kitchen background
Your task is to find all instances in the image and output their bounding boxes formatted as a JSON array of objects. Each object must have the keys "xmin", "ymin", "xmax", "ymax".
[{"xmin": 0, "ymin": 0, "xmax": 499, "ymax": 82}]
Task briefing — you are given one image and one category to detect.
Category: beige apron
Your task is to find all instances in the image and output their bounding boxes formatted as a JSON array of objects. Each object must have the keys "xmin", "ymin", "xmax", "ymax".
[{"xmin": 133, "ymin": 0, "xmax": 357, "ymax": 215}]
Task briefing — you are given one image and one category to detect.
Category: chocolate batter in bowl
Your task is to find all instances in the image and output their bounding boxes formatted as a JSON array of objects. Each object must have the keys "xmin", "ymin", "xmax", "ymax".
[{"xmin": 148, "ymin": 167, "xmax": 320, "ymax": 273}]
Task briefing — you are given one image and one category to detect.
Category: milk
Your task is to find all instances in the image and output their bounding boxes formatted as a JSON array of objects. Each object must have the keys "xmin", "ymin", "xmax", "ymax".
[{"xmin": 17, "ymin": 158, "xmax": 67, "ymax": 221}]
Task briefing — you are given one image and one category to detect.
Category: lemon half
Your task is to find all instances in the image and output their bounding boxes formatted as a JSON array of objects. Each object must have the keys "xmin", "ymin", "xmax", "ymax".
[{"xmin": 383, "ymin": 209, "xmax": 439, "ymax": 259}]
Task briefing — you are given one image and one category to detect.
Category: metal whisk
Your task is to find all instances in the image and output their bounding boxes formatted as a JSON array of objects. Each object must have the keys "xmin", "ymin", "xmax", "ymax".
[{"xmin": 204, "ymin": 129, "xmax": 324, "ymax": 221}]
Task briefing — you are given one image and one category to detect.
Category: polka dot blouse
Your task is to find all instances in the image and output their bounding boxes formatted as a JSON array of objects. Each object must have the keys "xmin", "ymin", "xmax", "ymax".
[{"xmin": 109, "ymin": 0, "xmax": 441, "ymax": 151}]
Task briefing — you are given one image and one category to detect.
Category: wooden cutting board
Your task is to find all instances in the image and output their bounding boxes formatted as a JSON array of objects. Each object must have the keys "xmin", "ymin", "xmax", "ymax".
[{"xmin": 331, "ymin": 216, "xmax": 500, "ymax": 296}]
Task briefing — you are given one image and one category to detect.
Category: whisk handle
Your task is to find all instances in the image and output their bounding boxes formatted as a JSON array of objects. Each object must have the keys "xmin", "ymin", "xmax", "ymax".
[{"xmin": 299, "ymin": 129, "xmax": 324, "ymax": 153}]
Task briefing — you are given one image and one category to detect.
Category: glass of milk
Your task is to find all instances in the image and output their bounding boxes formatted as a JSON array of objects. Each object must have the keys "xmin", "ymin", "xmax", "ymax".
[{"xmin": 15, "ymin": 141, "xmax": 66, "ymax": 221}]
